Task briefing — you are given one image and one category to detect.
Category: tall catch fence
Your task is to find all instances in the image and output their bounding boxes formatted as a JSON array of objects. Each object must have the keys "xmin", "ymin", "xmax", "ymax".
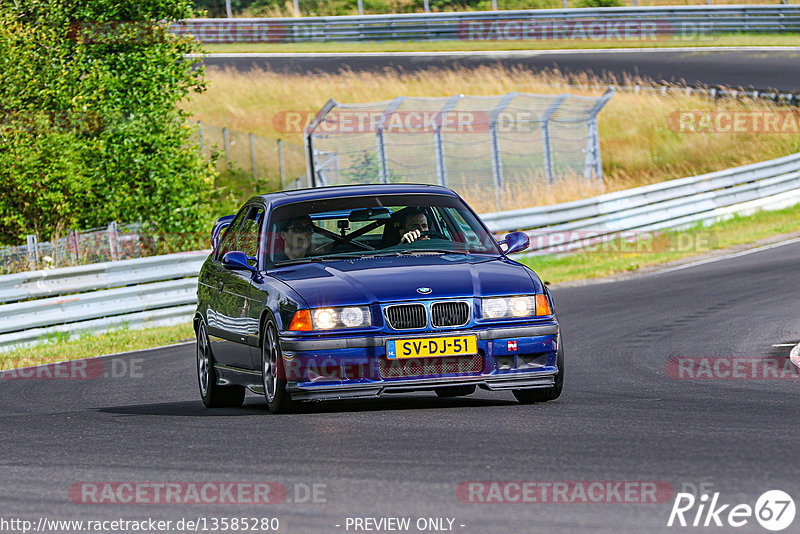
[
  {"xmin": 196, "ymin": 122, "xmax": 306, "ymax": 189},
  {"xmin": 304, "ymin": 90, "xmax": 614, "ymax": 210}
]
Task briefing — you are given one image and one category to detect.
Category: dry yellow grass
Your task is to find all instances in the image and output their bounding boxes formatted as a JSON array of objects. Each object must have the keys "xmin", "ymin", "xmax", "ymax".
[{"xmin": 182, "ymin": 66, "xmax": 800, "ymax": 211}]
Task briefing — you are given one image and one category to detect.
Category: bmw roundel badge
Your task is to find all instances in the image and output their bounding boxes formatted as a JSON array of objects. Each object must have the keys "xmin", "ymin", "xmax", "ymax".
[{"xmin": 417, "ymin": 287, "xmax": 432, "ymax": 294}]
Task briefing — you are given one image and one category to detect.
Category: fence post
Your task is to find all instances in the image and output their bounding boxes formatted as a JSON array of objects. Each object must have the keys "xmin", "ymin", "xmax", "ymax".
[
  {"xmin": 294, "ymin": 0, "xmax": 300, "ymax": 14},
  {"xmin": 225, "ymin": 0, "xmax": 233, "ymax": 18},
  {"xmin": 492, "ymin": 0, "xmax": 498, "ymax": 9},
  {"xmin": 358, "ymin": 0, "xmax": 363, "ymax": 15},
  {"xmin": 433, "ymin": 95, "xmax": 463, "ymax": 188},
  {"xmin": 584, "ymin": 87, "xmax": 616, "ymax": 181},
  {"xmin": 373, "ymin": 96, "xmax": 405, "ymax": 184},
  {"xmin": 26, "ymin": 235, "xmax": 38, "ymax": 269},
  {"xmin": 563, "ymin": 0, "xmax": 568, "ymax": 8},
  {"xmin": 197, "ymin": 121, "xmax": 205, "ymax": 156},
  {"xmin": 376, "ymin": 126, "xmax": 389, "ymax": 183},
  {"xmin": 69, "ymin": 229, "xmax": 79, "ymax": 264},
  {"xmin": 222, "ymin": 127, "xmax": 230, "ymax": 164},
  {"xmin": 541, "ymin": 94, "xmax": 568, "ymax": 184},
  {"xmin": 249, "ymin": 133, "xmax": 257, "ymax": 179},
  {"xmin": 423, "ymin": 0, "xmax": 430, "ymax": 12},
  {"xmin": 488, "ymin": 92, "xmax": 517, "ymax": 211},
  {"xmin": 278, "ymin": 139, "xmax": 286, "ymax": 187},
  {"xmin": 108, "ymin": 222, "xmax": 119, "ymax": 261}
]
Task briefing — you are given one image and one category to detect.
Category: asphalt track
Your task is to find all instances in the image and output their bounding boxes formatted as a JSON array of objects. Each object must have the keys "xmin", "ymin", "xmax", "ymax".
[
  {"xmin": 1, "ymin": 239, "xmax": 799, "ymax": 533},
  {"xmin": 203, "ymin": 48, "xmax": 800, "ymax": 91}
]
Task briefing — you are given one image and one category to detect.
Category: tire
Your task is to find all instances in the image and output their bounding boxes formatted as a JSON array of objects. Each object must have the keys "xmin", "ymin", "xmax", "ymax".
[
  {"xmin": 196, "ymin": 321, "xmax": 245, "ymax": 408},
  {"xmin": 262, "ymin": 319, "xmax": 292, "ymax": 414},
  {"xmin": 513, "ymin": 334, "xmax": 564, "ymax": 404},
  {"xmin": 434, "ymin": 385, "xmax": 476, "ymax": 398}
]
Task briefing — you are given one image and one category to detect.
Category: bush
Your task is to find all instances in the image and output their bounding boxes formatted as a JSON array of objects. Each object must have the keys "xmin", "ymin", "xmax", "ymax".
[{"xmin": 0, "ymin": 1, "xmax": 215, "ymax": 246}]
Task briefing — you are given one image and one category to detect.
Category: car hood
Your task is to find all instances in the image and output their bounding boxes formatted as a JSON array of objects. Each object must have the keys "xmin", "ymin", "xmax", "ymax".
[{"xmin": 268, "ymin": 254, "xmax": 539, "ymax": 308}]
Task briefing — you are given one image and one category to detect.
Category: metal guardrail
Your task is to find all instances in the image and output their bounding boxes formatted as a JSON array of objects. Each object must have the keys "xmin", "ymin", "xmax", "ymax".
[
  {"xmin": 2, "ymin": 151, "xmax": 799, "ymax": 352},
  {"xmin": 481, "ymin": 152, "xmax": 800, "ymax": 253},
  {"xmin": 171, "ymin": 6, "xmax": 800, "ymax": 43},
  {"xmin": 0, "ymin": 252, "xmax": 208, "ymax": 352}
]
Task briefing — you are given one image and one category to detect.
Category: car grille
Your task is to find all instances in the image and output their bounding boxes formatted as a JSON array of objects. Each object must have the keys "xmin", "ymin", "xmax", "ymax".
[
  {"xmin": 431, "ymin": 301, "xmax": 470, "ymax": 327},
  {"xmin": 378, "ymin": 354, "xmax": 485, "ymax": 378},
  {"xmin": 384, "ymin": 304, "xmax": 427, "ymax": 329}
]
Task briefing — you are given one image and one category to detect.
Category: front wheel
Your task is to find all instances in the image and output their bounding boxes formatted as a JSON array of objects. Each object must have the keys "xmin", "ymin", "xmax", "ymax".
[
  {"xmin": 262, "ymin": 319, "xmax": 292, "ymax": 414},
  {"xmin": 513, "ymin": 334, "xmax": 564, "ymax": 404},
  {"xmin": 197, "ymin": 321, "xmax": 245, "ymax": 408}
]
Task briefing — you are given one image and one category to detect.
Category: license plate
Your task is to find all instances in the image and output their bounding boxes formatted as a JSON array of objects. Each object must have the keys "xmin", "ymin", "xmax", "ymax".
[{"xmin": 386, "ymin": 335, "xmax": 477, "ymax": 359}]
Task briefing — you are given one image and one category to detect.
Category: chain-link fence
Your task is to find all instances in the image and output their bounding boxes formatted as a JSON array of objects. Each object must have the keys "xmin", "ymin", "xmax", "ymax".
[
  {"xmin": 305, "ymin": 90, "xmax": 614, "ymax": 211},
  {"xmin": 196, "ymin": 122, "xmax": 306, "ymax": 190},
  {"xmin": 0, "ymin": 223, "xmax": 157, "ymax": 275}
]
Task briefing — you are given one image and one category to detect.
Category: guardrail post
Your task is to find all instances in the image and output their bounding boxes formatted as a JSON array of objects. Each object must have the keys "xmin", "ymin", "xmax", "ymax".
[{"xmin": 541, "ymin": 94, "xmax": 568, "ymax": 184}]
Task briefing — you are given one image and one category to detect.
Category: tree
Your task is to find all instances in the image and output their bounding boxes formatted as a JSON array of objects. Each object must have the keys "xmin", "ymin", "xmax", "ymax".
[{"xmin": 0, "ymin": 0, "xmax": 214, "ymax": 246}]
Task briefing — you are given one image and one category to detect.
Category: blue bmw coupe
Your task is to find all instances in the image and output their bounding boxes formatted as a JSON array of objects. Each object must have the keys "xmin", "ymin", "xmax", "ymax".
[{"xmin": 195, "ymin": 184, "xmax": 563, "ymax": 413}]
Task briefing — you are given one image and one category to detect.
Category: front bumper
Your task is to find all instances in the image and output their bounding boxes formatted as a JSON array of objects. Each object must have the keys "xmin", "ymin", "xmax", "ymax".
[{"xmin": 279, "ymin": 323, "xmax": 559, "ymax": 401}]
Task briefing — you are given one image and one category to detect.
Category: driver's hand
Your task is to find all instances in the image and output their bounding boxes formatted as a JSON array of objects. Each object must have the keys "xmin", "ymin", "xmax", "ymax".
[{"xmin": 401, "ymin": 229, "xmax": 422, "ymax": 243}]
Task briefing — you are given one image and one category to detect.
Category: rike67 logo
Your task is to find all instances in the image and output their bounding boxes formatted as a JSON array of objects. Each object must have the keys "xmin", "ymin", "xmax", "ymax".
[{"xmin": 668, "ymin": 490, "xmax": 796, "ymax": 531}]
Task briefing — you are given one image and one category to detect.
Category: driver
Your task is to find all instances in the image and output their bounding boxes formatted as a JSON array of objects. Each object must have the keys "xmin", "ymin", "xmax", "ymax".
[
  {"xmin": 400, "ymin": 209, "xmax": 430, "ymax": 244},
  {"xmin": 277, "ymin": 215, "xmax": 314, "ymax": 261}
]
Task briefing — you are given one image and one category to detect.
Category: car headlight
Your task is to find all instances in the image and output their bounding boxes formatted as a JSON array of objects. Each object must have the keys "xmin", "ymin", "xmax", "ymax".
[
  {"xmin": 306, "ymin": 306, "xmax": 372, "ymax": 330},
  {"xmin": 481, "ymin": 295, "xmax": 551, "ymax": 319}
]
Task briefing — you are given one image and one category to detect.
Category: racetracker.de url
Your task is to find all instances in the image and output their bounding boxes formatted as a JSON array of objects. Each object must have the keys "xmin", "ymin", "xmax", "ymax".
[{"xmin": 0, "ymin": 517, "xmax": 281, "ymax": 533}]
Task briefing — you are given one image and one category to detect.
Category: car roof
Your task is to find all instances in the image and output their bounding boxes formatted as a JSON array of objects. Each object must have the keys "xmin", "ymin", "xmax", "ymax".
[{"xmin": 252, "ymin": 183, "xmax": 460, "ymax": 209}]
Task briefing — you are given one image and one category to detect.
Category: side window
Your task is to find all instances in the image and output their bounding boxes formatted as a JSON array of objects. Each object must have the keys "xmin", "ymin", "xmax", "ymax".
[
  {"xmin": 236, "ymin": 207, "xmax": 264, "ymax": 267},
  {"xmin": 216, "ymin": 208, "xmax": 248, "ymax": 260}
]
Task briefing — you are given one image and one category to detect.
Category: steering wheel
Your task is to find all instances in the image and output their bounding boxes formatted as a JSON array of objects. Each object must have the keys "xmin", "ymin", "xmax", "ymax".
[{"xmin": 419, "ymin": 230, "xmax": 448, "ymax": 240}]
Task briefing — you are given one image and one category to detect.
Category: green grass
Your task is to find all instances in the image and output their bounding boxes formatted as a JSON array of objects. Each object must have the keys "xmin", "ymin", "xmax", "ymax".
[
  {"xmin": 202, "ymin": 33, "xmax": 800, "ymax": 54},
  {"xmin": 521, "ymin": 203, "xmax": 800, "ymax": 284},
  {"xmin": 0, "ymin": 323, "xmax": 194, "ymax": 372}
]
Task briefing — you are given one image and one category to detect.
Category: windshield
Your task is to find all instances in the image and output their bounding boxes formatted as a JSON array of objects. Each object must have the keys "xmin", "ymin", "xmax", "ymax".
[{"xmin": 265, "ymin": 193, "xmax": 501, "ymax": 267}]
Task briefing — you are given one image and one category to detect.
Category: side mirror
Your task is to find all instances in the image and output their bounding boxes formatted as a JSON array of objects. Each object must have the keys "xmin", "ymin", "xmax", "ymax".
[
  {"xmin": 501, "ymin": 231, "xmax": 530, "ymax": 254},
  {"xmin": 222, "ymin": 251, "xmax": 256, "ymax": 272}
]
